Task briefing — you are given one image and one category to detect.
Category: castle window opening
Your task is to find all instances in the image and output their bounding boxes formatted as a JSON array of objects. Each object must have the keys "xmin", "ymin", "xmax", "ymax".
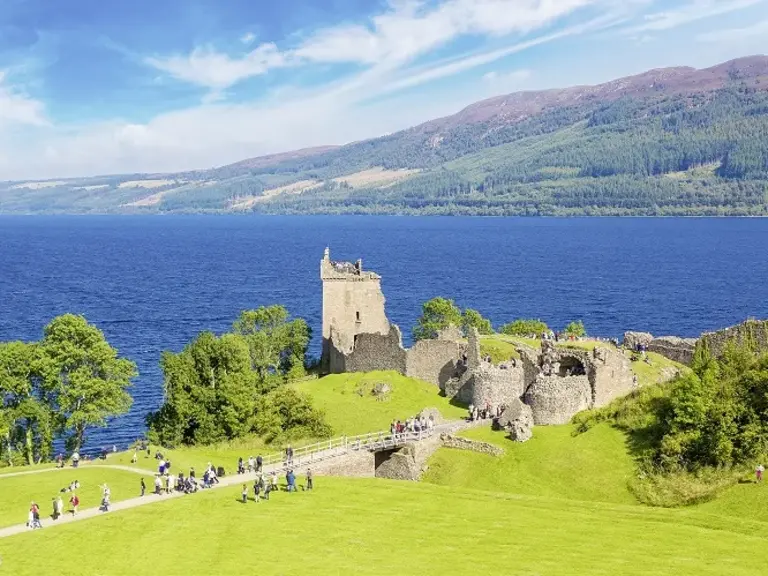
[{"xmin": 356, "ymin": 311, "xmax": 361, "ymax": 322}]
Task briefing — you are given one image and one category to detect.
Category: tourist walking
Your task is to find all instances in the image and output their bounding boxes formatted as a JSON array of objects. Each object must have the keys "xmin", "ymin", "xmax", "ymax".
[
  {"xmin": 306, "ymin": 468, "xmax": 313, "ymax": 491},
  {"xmin": 53, "ymin": 495, "xmax": 63, "ymax": 520},
  {"xmin": 285, "ymin": 445, "xmax": 294, "ymax": 466},
  {"xmin": 72, "ymin": 451, "xmax": 80, "ymax": 468},
  {"xmin": 154, "ymin": 475, "xmax": 162, "ymax": 495},
  {"xmin": 132, "ymin": 448, "xmax": 138, "ymax": 464},
  {"xmin": 241, "ymin": 483, "xmax": 248, "ymax": 504},
  {"xmin": 140, "ymin": 478, "xmax": 146, "ymax": 497},
  {"xmin": 757, "ymin": 463, "xmax": 765, "ymax": 483},
  {"xmin": 271, "ymin": 472, "xmax": 278, "ymax": 494},
  {"xmin": 256, "ymin": 454, "xmax": 263, "ymax": 473},
  {"xmin": 69, "ymin": 494, "xmax": 79, "ymax": 515},
  {"xmin": 28, "ymin": 502, "xmax": 42, "ymax": 529}
]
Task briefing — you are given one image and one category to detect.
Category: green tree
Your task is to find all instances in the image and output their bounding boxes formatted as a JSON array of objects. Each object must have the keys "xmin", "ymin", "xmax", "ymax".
[
  {"xmin": 232, "ymin": 306, "xmax": 311, "ymax": 389},
  {"xmin": 462, "ymin": 309, "xmax": 494, "ymax": 335},
  {"xmin": 563, "ymin": 320, "xmax": 586, "ymax": 338},
  {"xmin": 0, "ymin": 342, "xmax": 53, "ymax": 465},
  {"xmin": 253, "ymin": 387, "xmax": 331, "ymax": 442},
  {"xmin": 40, "ymin": 314, "xmax": 136, "ymax": 452},
  {"xmin": 500, "ymin": 319, "xmax": 549, "ymax": 337},
  {"xmin": 150, "ymin": 332, "xmax": 257, "ymax": 446},
  {"xmin": 413, "ymin": 297, "xmax": 462, "ymax": 341}
]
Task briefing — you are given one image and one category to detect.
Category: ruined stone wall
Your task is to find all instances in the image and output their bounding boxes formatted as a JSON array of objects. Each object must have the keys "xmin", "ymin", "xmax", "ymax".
[
  {"xmin": 344, "ymin": 326, "xmax": 408, "ymax": 374},
  {"xmin": 375, "ymin": 435, "xmax": 443, "ymax": 481},
  {"xmin": 439, "ymin": 434, "xmax": 504, "ymax": 456},
  {"xmin": 648, "ymin": 336, "xmax": 697, "ymax": 365},
  {"xmin": 524, "ymin": 374, "xmax": 591, "ymax": 425},
  {"xmin": 699, "ymin": 319, "xmax": 768, "ymax": 358},
  {"xmin": 311, "ymin": 450, "xmax": 375, "ymax": 478},
  {"xmin": 405, "ymin": 339, "xmax": 462, "ymax": 388},
  {"xmin": 589, "ymin": 346, "xmax": 635, "ymax": 408},
  {"xmin": 471, "ymin": 365, "xmax": 526, "ymax": 409}
]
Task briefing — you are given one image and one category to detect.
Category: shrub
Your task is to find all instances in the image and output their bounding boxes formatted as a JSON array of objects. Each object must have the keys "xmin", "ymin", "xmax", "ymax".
[
  {"xmin": 500, "ymin": 319, "xmax": 549, "ymax": 336},
  {"xmin": 563, "ymin": 320, "xmax": 586, "ymax": 338}
]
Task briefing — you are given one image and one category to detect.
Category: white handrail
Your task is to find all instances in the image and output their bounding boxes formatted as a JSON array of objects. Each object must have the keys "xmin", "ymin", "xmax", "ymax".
[{"xmin": 257, "ymin": 426, "xmax": 440, "ymax": 470}]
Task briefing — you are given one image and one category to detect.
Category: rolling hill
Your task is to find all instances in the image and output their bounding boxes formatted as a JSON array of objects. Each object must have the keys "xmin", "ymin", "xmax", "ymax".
[{"xmin": 2, "ymin": 55, "xmax": 768, "ymax": 216}]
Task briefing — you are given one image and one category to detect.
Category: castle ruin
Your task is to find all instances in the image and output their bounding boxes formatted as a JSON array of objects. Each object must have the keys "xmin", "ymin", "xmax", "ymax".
[{"xmin": 321, "ymin": 249, "xmax": 638, "ymax": 437}]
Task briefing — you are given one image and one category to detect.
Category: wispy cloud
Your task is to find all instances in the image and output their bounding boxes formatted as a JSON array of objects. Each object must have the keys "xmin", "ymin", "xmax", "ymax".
[
  {"xmin": 240, "ymin": 32, "xmax": 257, "ymax": 46},
  {"xmin": 145, "ymin": 43, "xmax": 291, "ymax": 91},
  {"xmin": 696, "ymin": 17, "xmax": 768, "ymax": 42},
  {"xmin": 146, "ymin": 0, "xmax": 597, "ymax": 93},
  {"xmin": 626, "ymin": 0, "xmax": 764, "ymax": 33}
]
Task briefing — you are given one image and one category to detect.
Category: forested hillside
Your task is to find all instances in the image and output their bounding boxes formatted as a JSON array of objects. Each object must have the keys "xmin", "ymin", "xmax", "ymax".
[{"xmin": 2, "ymin": 56, "xmax": 768, "ymax": 215}]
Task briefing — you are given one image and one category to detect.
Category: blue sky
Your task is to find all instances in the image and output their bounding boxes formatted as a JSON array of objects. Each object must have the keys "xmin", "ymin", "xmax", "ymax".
[{"xmin": 1, "ymin": 0, "xmax": 767, "ymax": 180}]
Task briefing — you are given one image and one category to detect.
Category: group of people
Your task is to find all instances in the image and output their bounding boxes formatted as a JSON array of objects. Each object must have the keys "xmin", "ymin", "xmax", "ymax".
[
  {"xmin": 467, "ymin": 403, "xmax": 504, "ymax": 421},
  {"xmin": 390, "ymin": 414, "xmax": 436, "ymax": 440},
  {"xmin": 240, "ymin": 468, "xmax": 313, "ymax": 503},
  {"xmin": 26, "ymin": 479, "xmax": 85, "ymax": 530},
  {"xmin": 237, "ymin": 455, "xmax": 265, "ymax": 474}
]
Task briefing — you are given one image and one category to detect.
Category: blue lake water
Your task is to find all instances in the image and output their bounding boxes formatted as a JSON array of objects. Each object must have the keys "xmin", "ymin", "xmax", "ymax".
[{"xmin": 1, "ymin": 215, "xmax": 767, "ymax": 451}]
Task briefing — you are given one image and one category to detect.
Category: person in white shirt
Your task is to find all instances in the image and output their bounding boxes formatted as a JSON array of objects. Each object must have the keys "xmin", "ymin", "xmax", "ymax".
[{"xmin": 757, "ymin": 464, "xmax": 765, "ymax": 483}]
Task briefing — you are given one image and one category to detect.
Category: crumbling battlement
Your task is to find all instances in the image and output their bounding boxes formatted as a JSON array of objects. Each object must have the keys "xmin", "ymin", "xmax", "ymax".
[{"xmin": 699, "ymin": 319, "xmax": 768, "ymax": 358}]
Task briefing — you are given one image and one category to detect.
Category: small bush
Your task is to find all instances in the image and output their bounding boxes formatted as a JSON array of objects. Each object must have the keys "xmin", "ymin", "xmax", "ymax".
[
  {"xmin": 629, "ymin": 466, "xmax": 742, "ymax": 507},
  {"xmin": 563, "ymin": 320, "xmax": 586, "ymax": 338},
  {"xmin": 500, "ymin": 319, "xmax": 549, "ymax": 336}
]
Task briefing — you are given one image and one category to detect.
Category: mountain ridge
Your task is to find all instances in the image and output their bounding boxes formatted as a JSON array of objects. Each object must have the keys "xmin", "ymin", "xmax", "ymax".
[{"xmin": 2, "ymin": 55, "xmax": 768, "ymax": 216}]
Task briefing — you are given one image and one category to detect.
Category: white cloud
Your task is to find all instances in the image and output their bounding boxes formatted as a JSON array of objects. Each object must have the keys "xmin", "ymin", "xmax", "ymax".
[
  {"xmin": 0, "ymin": 71, "xmax": 47, "ymax": 127},
  {"xmin": 627, "ymin": 0, "xmax": 763, "ymax": 33},
  {"xmin": 696, "ymin": 17, "xmax": 768, "ymax": 42},
  {"xmin": 241, "ymin": 32, "xmax": 257, "ymax": 45},
  {"xmin": 295, "ymin": 0, "xmax": 595, "ymax": 65},
  {"xmin": 145, "ymin": 43, "xmax": 290, "ymax": 90},
  {"xmin": 146, "ymin": 0, "xmax": 597, "ymax": 93}
]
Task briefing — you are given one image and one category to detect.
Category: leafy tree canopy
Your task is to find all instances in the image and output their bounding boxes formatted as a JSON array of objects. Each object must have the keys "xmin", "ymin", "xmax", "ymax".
[
  {"xmin": 413, "ymin": 298, "xmax": 463, "ymax": 341},
  {"xmin": 500, "ymin": 319, "xmax": 550, "ymax": 337}
]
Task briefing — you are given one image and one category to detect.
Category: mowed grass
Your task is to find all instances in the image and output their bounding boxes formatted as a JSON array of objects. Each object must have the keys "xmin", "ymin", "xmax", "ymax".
[
  {"xmin": 292, "ymin": 371, "xmax": 467, "ymax": 435},
  {"xmin": 0, "ymin": 467, "xmax": 145, "ymax": 528},
  {"xmin": 1, "ymin": 478, "xmax": 767, "ymax": 576},
  {"xmin": 423, "ymin": 424, "xmax": 637, "ymax": 504}
]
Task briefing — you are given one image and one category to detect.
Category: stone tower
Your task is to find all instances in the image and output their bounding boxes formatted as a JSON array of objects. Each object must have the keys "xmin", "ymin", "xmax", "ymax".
[{"xmin": 321, "ymin": 247, "xmax": 389, "ymax": 370}]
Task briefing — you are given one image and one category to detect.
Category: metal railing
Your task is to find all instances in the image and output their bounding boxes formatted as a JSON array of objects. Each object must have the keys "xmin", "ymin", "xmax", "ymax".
[{"xmin": 258, "ymin": 427, "xmax": 440, "ymax": 471}]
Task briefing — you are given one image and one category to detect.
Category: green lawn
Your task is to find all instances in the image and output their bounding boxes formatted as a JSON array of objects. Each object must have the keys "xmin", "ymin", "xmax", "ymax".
[
  {"xmin": 292, "ymin": 371, "xmax": 467, "ymax": 436},
  {"xmin": 1, "ymin": 478, "xmax": 767, "ymax": 576},
  {"xmin": 423, "ymin": 424, "xmax": 637, "ymax": 505},
  {"xmin": 0, "ymin": 467, "xmax": 145, "ymax": 528}
]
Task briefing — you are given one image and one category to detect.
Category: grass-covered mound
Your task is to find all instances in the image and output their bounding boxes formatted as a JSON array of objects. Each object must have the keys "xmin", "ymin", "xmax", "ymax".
[
  {"xmin": 1, "ymin": 478, "xmax": 767, "ymax": 576},
  {"xmin": 0, "ymin": 467, "xmax": 144, "ymax": 528},
  {"xmin": 292, "ymin": 371, "xmax": 467, "ymax": 436},
  {"xmin": 423, "ymin": 424, "xmax": 637, "ymax": 505}
]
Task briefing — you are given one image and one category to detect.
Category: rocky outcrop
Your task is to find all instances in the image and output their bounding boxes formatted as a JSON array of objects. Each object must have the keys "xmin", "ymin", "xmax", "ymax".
[
  {"xmin": 497, "ymin": 399, "xmax": 534, "ymax": 442},
  {"xmin": 623, "ymin": 331, "xmax": 654, "ymax": 349}
]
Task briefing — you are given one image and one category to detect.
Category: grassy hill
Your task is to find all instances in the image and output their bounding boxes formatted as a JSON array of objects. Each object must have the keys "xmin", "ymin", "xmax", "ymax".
[
  {"xmin": 2, "ymin": 56, "xmax": 767, "ymax": 215},
  {"xmin": 291, "ymin": 371, "xmax": 467, "ymax": 435},
  {"xmin": 1, "ymin": 477, "xmax": 767, "ymax": 576},
  {"xmin": 424, "ymin": 424, "xmax": 637, "ymax": 505}
]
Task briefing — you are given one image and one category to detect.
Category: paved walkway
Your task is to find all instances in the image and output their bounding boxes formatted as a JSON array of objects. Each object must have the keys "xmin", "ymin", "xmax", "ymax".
[
  {"xmin": 0, "ymin": 463, "xmax": 153, "ymax": 479},
  {"xmin": 0, "ymin": 418, "xmax": 483, "ymax": 539}
]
